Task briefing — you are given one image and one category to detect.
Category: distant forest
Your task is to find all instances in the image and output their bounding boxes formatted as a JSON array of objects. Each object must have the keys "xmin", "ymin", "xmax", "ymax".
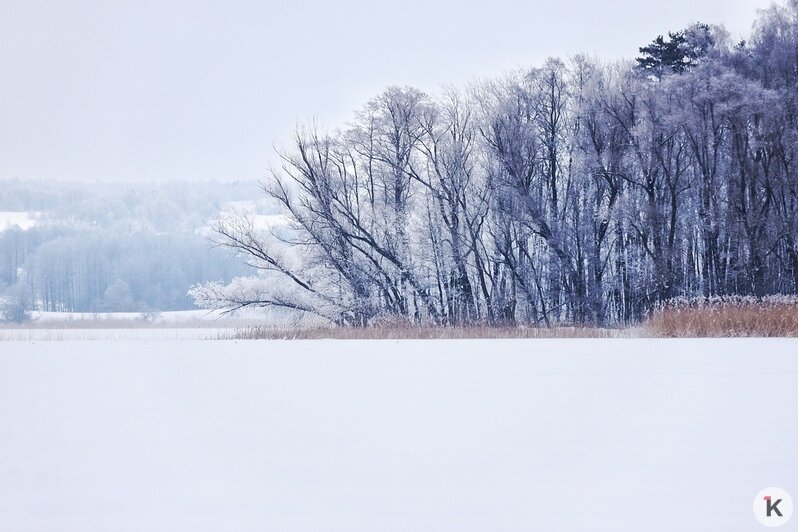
[
  {"xmin": 0, "ymin": 180, "xmax": 255, "ymax": 319},
  {"xmin": 191, "ymin": 2, "xmax": 798, "ymax": 326}
]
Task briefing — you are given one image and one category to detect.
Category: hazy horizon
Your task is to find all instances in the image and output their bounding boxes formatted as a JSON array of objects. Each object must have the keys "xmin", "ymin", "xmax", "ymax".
[{"xmin": 1, "ymin": 0, "xmax": 773, "ymax": 183}]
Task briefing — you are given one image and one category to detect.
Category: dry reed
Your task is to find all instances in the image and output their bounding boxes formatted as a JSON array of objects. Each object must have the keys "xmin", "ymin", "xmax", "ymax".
[
  {"xmin": 644, "ymin": 296, "xmax": 798, "ymax": 337},
  {"xmin": 216, "ymin": 325, "xmax": 630, "ymax": 340}
]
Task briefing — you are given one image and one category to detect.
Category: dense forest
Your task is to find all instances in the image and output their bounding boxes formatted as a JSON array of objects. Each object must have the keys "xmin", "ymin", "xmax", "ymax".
[
  {"xmin": 192, "ymin": 2, "xmax": 798, "ymax": 327},
  {"xmin": 0, "ymin": 180, "xmax": 255, "ymax": 319}
]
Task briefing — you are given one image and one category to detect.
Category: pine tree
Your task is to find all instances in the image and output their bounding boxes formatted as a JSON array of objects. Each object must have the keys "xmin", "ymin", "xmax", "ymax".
[{"xmin": 637, "ymin": 24, "xmax": 714, "ymax": 78}]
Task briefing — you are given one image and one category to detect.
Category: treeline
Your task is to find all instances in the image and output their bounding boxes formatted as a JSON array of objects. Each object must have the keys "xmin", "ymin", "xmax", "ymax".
[
  {"xmin": 0, "ymin": 178, "xmax": 260, "ymax": 231},
  {"xmin": 191, "ymin": 2, "xmax": 797, "ymax": 326},
  {"xmin": 1, "ymin": 226, "xmax": 245, "ymax": 314},
  {"xmin": 0, "ymin": 181, "xmax": 255, "ymax": 319}
]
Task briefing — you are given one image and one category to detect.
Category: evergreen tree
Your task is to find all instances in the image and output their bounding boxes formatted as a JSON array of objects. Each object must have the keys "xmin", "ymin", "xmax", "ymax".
[{"xmin": 637, "ymin": 23, "xmax": 714, "ymax": 77}]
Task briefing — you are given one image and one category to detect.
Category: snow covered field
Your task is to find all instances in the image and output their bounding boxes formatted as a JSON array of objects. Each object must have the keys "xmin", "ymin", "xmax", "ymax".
[
  {"xmin": 0, "ymin": 327, "xmax": 230, "ymax": 341},
  {"xmin": 0, "ymin": 309, "xmax": 293, "ymax": 341},
  {"xmin": 0, "ymin": 339, "xmax": 796, "ymax": 531},
  {"xmin": 0, "ymin": 211, "xmax": 38, "ymax": 231}
]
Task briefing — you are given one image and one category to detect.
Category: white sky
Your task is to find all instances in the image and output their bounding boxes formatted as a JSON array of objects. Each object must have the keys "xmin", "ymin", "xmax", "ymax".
[{"xmin": 0, "ymin": 0, "xmax": 774, "ymax": 182}]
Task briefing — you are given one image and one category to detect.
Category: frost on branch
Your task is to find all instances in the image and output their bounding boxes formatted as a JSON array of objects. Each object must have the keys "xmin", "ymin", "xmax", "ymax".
[
  {"xmin": 191, "ymin": 8, "xmax": 798, "ymax": 327},
  {"xmin": 189, "ymin": 210, "xmax": 350, "ymax": 324}
]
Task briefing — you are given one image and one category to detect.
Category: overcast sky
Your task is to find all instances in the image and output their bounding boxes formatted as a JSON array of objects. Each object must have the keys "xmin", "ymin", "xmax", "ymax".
[{"xmin": 0, "ymin": 0, "xmax": 774, "ymax": 183}]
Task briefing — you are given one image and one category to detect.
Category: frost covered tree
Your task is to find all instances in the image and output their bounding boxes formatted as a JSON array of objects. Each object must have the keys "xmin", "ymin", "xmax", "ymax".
[{"xmin": 192, "ymin": 2, "xmax": 798, "ymax": 327}]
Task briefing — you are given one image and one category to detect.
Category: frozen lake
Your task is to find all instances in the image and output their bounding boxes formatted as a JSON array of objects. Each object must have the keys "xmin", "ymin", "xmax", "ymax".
[{"xmin": 0, "ymin": 339, "xmax": 796, "ymax": 531}]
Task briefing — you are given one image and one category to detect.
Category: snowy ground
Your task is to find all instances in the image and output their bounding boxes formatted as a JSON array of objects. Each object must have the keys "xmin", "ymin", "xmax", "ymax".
[
  {"xmin": 0, "ymin": 339, "xmax": 796, "ymax": 531},
  {"xmin": 0, "ymin": 308, "xmax": 297, "ymax": 340},
  {"xmin": 27, "ymin": 309, "xmax": 230, "ymax": 322},
  {"xmin": 0, "ymin": 327, "xmax": 230, "ymax": 341},
  {"xmin": 0, "ymin": 211, "xmax": 39, "ymax": 231},
  {"xmin": 25, "ymin": 308, "xmax": 266, "ymax": 325}
]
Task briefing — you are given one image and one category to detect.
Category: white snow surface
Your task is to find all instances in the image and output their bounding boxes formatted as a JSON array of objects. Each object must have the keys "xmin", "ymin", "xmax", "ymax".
[
  {"xmin": 0, "ymin": 327, "xmax": 229, "ymax": 341},
  {"xmin": 27, "ymin": 309, "xmax": 259, "ymax": 323},
  {"xmin": 0, "ymin": 338, "xmax": 796, "ymax": 531},
  {"xmin": 0, "ymin": 309, "xmax": 282, "ymax": 341},
  {"xmin": 0, "ymin": 211, "xmax": 38, "ymax": 231}
]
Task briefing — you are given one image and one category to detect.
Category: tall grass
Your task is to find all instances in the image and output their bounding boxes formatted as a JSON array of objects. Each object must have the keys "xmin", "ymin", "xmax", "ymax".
[
  {"xmin": 6, "ymin": 297, "xmax": 797, "ymax": 340},
  {"xmin": 225, "ymin": 297, "xmax": 798, "ymax": 339},
  {"xmin": 216, "ymin": 325, "xmax": 630, "ymax": 340},
  {"xmin": 644, "ymin": 296, "xmax": 798, "ymax": 337}
]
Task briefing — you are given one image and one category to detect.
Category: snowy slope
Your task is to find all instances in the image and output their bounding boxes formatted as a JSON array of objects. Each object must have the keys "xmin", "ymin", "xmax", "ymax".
[
  {"xmin": 0, "ymin": 339, "xmax": 796, "ymax": 531},
  {"xmin": 0, "ymin": 211, "xmax": 38, "ymax": 231}
]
